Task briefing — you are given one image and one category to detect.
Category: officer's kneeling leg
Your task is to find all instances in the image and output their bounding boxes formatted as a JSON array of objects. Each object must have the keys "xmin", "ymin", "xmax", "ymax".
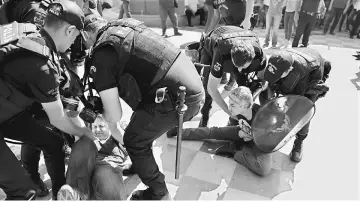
[
  {"xmin": 66, "ymin": 136, "xmax": 98, "ymax": 199},
  {"xmin": 233, "ymin": 145, "xmax": 272, "ymax": 176},
  {"xmin": 91, "ymin": 163, "xmax": 126, "ymax": 200}
]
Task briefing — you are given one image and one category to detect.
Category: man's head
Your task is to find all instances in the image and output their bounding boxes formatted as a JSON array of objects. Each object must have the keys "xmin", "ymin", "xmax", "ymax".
[
  {"xmin": 83, "ymin": 14, "xmax": 108, "ymax": 49},
  {"xmin": 92, "ymin": 114, "xmax": 110, "ymax": 141},
  {"xmin": 264, "ymin": 51, "xmax": 294, "ymax": 84},
  {"xmin": 228, "ymin": 86, "xmax": 253, "ymax": 116},
  {"xmin": 230, "ymin": 41, "xmax": 255, "ymax": 72},
  {"xmin": 44, "ymin": 0, "xmax": 86, "ymax": 52}
]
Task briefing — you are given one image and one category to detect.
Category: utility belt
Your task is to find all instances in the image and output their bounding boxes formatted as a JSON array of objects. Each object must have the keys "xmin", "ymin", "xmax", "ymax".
[
  {"xmin": 300, "ymin": 10, "xmax": 318, "ymax": 16},
  {"xmin": 141, "ymin": 87, "xmax": 203, "ymax": 114}
]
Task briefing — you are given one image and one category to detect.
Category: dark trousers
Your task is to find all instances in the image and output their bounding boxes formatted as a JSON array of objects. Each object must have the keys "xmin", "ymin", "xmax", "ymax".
[
  {"xmin": 221, "ymin": 0, "xmax": 246, "ymax": 26},
  {"xmin": 292, "ymin": 12, "xmax": 317, "ymax": 47},
  {"xmin": 123, "ymin": 54, "xmax": 204, "ymax": 196},
  {"xmin": 350, "ymin": 10, "xmax": 360, "ymax": 37},
  {"xmin": 185, "ymin": 8, "xmax": 206, "ymax": 26},
  {"xmin": 159, "ymin": 5, "xmax": 179, "ymax": 33},
  {"xmin": 119, "ymin": 1, "xmax": 132, "ymax": 19},
  {"xmin": 21, "ymin": 145, "xmax": 42, "ymax": 181},
  {"xmin": 338, "ymin": 6, "xmax": 354, "ymax": 31},
  {"xmin": 0, "ymin": 110, "xmax": 66, "ymax": 199},
  {"xmin": 323, "ymin": 7, "xmax": 344, "ymax": 34}
]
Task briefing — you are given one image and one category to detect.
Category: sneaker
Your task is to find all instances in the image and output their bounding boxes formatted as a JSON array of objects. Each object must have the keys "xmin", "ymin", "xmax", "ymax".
[
  {"xmin": 130, "ymin": 188, "xmax": 172, "ymax": 200},
  {"xmin": 57, "ymin": 185, "xmax": 82, "ymax": 200},
  {"xmin": 262, "ymin": 43, "xmax": 269, "ymax": 48},
  {"xmin": 290, "ymin": 139, "xmax": 303, "ymax": 162}
]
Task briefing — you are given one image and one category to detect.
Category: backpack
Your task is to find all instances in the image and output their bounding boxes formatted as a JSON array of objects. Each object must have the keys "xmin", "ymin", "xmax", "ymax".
[{"xmin": 0, "ymin": 21, "xmax": 53, "ymax": 125}]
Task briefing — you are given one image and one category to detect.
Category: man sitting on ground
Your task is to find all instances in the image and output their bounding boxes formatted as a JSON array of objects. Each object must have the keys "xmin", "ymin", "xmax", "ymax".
[
  {"xmin": 185, "ymin": 0, "xmax": 206, "ymax": 27},
  {"xmin": 57, "ymin": 115, "xmax": 132, "ymax": 200},
  {"xmin": 167, "ymin": 86, "xmax": 272, "ymax": 176}
]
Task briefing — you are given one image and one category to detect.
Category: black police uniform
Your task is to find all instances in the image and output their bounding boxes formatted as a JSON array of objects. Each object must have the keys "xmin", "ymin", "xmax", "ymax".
[
  {"xmin": 0, "ymin": 0, "xmax": 81, "ymax": 198},
  {"xmin": 0, "ymin": 28, "xmax": 67, "ymax": 199},
  {"xmin": 198, "ymin": 25, "xmax": 266, "ymax": 127},
  {"xmin": 85, "ymin": 18, "xmax": 204, "ymax": 200},
  {"xmin": 263, "ymin": 47, "xmax": 329, "ymax": 162}
]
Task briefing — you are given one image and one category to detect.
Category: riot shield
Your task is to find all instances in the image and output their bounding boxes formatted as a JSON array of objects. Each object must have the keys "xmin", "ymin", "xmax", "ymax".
[{"xmin": 252, "ymin": 95, "xmax": 316, "ymax": 153}]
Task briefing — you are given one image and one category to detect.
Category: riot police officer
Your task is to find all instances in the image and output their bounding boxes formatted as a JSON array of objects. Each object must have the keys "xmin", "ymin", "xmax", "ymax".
[
  {"xmin": 60, "ymin": 15, "xmax": 204, "ymax": 200},
  {"xmin": 197, "ymin": 25, "xmax": 267, "ymax": 127},
  {"xmin": 260, "ymin": 47, "xmax": 331, "ymax": 162},
  {"xmin": 0, "ymin": 0, "xmax": 90, "ymax": 197},
  {"xmin": 0, "ymin": 0, "xmax": 95, "ymax": 199}
]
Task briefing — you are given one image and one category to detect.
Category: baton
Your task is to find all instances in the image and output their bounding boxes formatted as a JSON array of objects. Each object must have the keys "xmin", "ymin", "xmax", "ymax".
[
  {"xmin": 175, "ymin": 86, "xmax": 188, "ymax": 179},
  {"xmin": 193, "ymin": 62, "xmax": 210, "ymax": 68}
]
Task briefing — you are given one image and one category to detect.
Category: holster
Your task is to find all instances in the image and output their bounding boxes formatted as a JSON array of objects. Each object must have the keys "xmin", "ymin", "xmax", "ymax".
[{"xmin": 154, "ymin": 87, "xmax": 176, "ymax": 114}]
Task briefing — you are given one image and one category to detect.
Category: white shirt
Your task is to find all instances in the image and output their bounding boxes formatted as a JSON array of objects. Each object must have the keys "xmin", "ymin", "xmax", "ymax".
[{"xmin": 263, "ymin": 0, "xmax": 270, "ymax": 6}]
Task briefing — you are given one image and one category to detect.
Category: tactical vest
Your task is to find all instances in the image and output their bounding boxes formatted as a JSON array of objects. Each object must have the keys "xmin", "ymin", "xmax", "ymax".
[
  {"xmin": 204, "ymin": 26, "xmax": 264, "ymax": 73},
  {"xmin": 91, "ymin": 18, "xmax": 181, "ymax": 110},
  {"xmin": 0, "ymin": 22, "xmax": 55, "ymax": 125},
  {"xmin": 0, "ymin": 0, "xmax": 51, "ymax": 26},
  {"xmin": 279, "ymin": 48, "xmax": 323, "ymax": 95}
]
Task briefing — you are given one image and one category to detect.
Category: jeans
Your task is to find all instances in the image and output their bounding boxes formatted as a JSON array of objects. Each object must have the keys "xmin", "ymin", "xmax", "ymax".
[
  {"xmin": 338, "ymin": 6, "xmax": 353, "ymax": 31},
  {"xmin": 159, "ymin": 5, "xmax": 179, "ymax": 33},
  {"xmin": 292, "ymin": 12, "xmax": 317, "ymax": 47},
  {"xmin": 284, "ymin": 11, "xmax": 295, "ymax": 40},
  {"xmin": 119, "ymin": 1, "xmax": 132, "ymax": 19},
  {"xmin": 123, "ymin": 53, "xmax": 204, "ymax": 196},
  {"xmin": 323, "ymin": 7, "xmax": 344, "ymax": 34},
  {"xmin": 350, "ymin": 10, "xmax": 360, "ymax": 37},
  {"xmin": 264, "ymin": 14, "xmax": 282, "ymax": 46},
  {"xmin": 66, "ymin": 136, "xmax": 129, "ymax": 200},
  {"xmin": 179, "ymin": 126, "xmax": 272, "ymax": 176},
  {"xmin": 0, "ymin": 110, "xmax": 65, "ymax": 199}
]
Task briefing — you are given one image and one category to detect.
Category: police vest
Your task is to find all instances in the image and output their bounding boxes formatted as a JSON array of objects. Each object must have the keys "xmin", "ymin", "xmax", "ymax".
[
  {"xmin": 0, "ymin": 22, "xmax": 55, "ymax": 125},
  {"xmin": 279, "ymin": 48, "xmax": 323, "ymax": 95},
  {"xmin": 90, "ymin": 18, "xmax": 181, "ymax": 110},
  {"xmin": 0, "ymin": 0, "xmax": 51, "ymax": 26},
  {"xmin": 204, "ymin": 26, "xmax": 264, "ymax": 72}
]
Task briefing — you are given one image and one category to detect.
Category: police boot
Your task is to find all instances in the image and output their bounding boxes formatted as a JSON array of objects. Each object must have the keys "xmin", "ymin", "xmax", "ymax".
[
  {"xmin": 32, "ymin": 177, "xmax": 50, "ymax": 198},
  {"xmin": 131, "ymin": 188, "xmax": 172, "ymax": 200},
  {"xmin": 6, "ymin": 189, "xmax": 36, "ymax": 200},
  {"xmin": 290, "ymin": 134, "xmax": 306, "ymax": 162},
  {"xmin": 174, "ymin": 29, "xmax": 182, "ymax": 36},
  {"xmin": 166, "ymin": 127, "xmax": 178, "ymax": 138},
  {"xmin": 198, "ymin": 114, "xmax": 209, "ymax": 127}
]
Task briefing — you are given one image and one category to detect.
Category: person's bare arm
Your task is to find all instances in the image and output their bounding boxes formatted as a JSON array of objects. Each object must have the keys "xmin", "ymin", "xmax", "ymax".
[
  {"xmin": 42, "ymin": 99, "xmax": 96, "ymax": 140},
  {"xmin": 98, "ymin": 87, "xmax": 124, "ymax": 144},
  {"xmin": 207, "ymin": 74, "xmax": 232, "ymax": 116},
  {"xmin": 242, "ymin": 0, "xmax": 255, "ymax": 30}
]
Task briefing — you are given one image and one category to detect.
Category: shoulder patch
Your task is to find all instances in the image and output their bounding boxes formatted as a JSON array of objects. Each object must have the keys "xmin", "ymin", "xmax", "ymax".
[{"xmin": 213, "ymin": 62, "xmax": 222, "ymax": 72}]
